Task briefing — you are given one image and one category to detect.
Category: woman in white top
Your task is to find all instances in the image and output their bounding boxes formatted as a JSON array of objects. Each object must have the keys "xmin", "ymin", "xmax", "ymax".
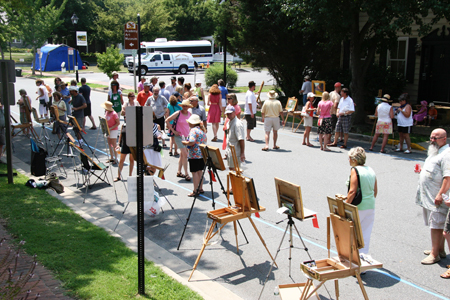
[
  {"xmin": 369, "ymin": 94, "xmax": 394, "ymax": 153},
  {"xmin": 395, "ymin": 93, "xmax": 413, "ymax": 154},
  {"xmin": 35, "ymin": 79, "xmax": 49, "ymax": 118}
]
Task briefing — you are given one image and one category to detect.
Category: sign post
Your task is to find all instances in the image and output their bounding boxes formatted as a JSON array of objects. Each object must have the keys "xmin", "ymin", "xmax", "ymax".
[
  {"xmin": 124, "ymin": 21, "xmax": 139, "ymax": 92},
  {"xmin": 132, "ymin": 49, "xmax": 137, "ymax": 92},
  {"xmin": 37, "ymin": 48, "xmax": 42, "ymax": 76},
  {"xmin": 68, "ymin": 48, "xmax": 74, "ymax": 73}
]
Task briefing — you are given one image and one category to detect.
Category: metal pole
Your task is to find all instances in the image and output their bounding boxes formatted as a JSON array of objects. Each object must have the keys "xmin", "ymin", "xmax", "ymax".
[
  {"xmin": 136, "ymin": 106, "xmax": 145, "ymax": 295},
  {"xmin": 1, "ymin": 61, "xmax": 14, "ymax": 183},
  {"xmin": 133, "ymin": 52, "xmax": 137, "ymax": 93},
  {"xmin": 223, "ymin": 29, "xmax": 227, "ymax": 85},
  {"xmin": 75, "ymin": 49, "xmax": 79, "ymax": 83},
  {"xmin": 137, "ymin": 14, "xmax": 141, "ymax": 82}
]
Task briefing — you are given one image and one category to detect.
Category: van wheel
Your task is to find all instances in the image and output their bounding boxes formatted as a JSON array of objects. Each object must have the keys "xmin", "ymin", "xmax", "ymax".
[
  {"xmin": 139, "ymin": 66, "xmax": 148, "ymax": 75},
  {"xmin": 179, "ymin": 65, "xmax": 188, "ymax": 75}
]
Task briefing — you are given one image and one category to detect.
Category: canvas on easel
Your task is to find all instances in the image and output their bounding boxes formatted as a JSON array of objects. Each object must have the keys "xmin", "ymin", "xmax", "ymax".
[
  {"xmin": 199, "ymin": 144, "xmax": 226, "ymax": 171},
  {"xmin": 312, "ymin": 81, "xmax": 325, "ymax": 97},
  {"xmin": 98, "ymin": 116, "xmax": 110, "ymax": 136},
  {"xmin": 68, "ymin": 115, "xmax": 82, "ymax": 132}
]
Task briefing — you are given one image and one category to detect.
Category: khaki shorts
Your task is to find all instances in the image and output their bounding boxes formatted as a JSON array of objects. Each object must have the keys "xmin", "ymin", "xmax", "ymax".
[
  {"xmin": 264, "ymin": 117, "xmax": 280, "ymax": 132},
  {"xmin": 423, "ymin": 208, "xmax": 447, "ymax": 230}
]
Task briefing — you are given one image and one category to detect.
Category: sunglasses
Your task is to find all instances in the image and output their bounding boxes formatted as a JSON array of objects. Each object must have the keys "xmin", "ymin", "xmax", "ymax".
[{"xmin": 129, "ymin": 96, "xmax": 135, "ymax": 98}]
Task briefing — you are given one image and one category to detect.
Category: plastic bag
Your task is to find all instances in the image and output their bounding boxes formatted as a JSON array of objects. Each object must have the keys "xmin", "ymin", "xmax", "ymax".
[{"xmin": 143, "ymin": 191, "xmax": 167, "ymax": 218}]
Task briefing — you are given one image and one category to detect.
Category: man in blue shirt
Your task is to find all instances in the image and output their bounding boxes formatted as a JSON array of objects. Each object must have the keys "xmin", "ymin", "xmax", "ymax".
[
  {"xmin": 61, "ymin": 82, "xmax": 71, "ymax": 116},
  {"xmin": 218, "ymin": 79, "xmax": 228, "ymax": 124}
]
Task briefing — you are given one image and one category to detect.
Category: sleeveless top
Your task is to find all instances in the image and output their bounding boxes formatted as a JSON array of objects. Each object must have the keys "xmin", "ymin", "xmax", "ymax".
[
  {"xmin": 376, "ymin": 102, "xmax": 392, "ymax": 123},
  {"xmin": 308, "ymin": 103, "xmax": 315, "ymax": 117},
  {"xmin": 346, "ymin": 165, "xmax": 376, "ymax": 210},
  {"xmin": 177, "ymin": 111, "xmax": 191, "ymax": 137},
  {"xmin": 397, "ymin": 105, "xmax": 413, "ymax": 127},
  {"xmin": 110, "ymin": 93, "xmax": 122, "ymax": 113}
]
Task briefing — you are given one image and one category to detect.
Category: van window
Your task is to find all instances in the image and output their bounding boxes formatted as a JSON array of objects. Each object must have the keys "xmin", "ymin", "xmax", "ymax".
[{"xmin": 163, "ymin": 54, "xmax": 171, "ymax": 61}]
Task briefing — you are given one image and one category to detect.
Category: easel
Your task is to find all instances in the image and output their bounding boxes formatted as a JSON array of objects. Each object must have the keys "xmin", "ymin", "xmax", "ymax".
[
  {"xmin": 31, "ymin": 107, "xmax": 52, "ymax": 152},
  {"xmin": 177, "ymin": 144, "xmax": 248, "ymax": 250},
  {"xmin": 10, "ymin": 103, "xmax": 40, "ymax": 143},
  {"xmin": 258, "ymin": 178, "xmax": 317, "ymax": 299},
  {"xmin": 256, "ymin": 81, "xmax": 264, "ymax": 108},
  {"xmin": 278, "ymin": 197, "xmax": 383, "ymax": 300},
  {"xmin": 188, "ymin": 146, "xmax": 276, "ymax": 281},
  {"xmin": 282, "ymin": 97, "xmax": 304, "ymax": 132}
]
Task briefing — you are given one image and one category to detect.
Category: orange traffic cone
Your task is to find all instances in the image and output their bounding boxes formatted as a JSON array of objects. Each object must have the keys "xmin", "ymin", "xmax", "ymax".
[{"xmin": 207, "ymin": 60, "xmax": 210, "ymax": 68}]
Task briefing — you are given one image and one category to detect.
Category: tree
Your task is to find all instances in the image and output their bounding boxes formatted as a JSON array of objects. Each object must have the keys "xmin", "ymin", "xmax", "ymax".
[
  {"xmin": 7, "ymin": 0, "xmax": 68, "ymax": 74},
  {"xmin": 279, "ymin": 0, "xmax": 450, "ymax": 123},
  {"xmin": 96, "ymin": 45, "xmax": 124, "ymax": 79}
]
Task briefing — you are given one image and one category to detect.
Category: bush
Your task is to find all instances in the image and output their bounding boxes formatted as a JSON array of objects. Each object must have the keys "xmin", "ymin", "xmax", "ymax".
[
  {"xmin": 204, "ymin": 63, "xmax": 238, "ymax": 88},
  {"xmin": 95, "ymin": 46, "xmax": 124, "ymax": 79}
]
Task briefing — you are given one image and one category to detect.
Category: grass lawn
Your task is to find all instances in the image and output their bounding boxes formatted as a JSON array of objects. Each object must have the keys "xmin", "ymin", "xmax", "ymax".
[
  {"xmin": 230, "ymin": 85, "xmax": 275, "ymax": 94},
  {"xmin": 0, "ymin": 164, "xmax": 202, "ymax": 300}
]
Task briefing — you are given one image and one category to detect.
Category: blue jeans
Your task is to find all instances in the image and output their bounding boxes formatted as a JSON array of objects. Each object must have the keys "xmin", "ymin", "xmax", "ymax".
[{"xmin": 303, "ymin": 94, "xmax": 308, "ymax": 105}]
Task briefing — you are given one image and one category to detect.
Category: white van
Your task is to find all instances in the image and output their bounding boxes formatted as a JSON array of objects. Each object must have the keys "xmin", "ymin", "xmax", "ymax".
[{"xmin": 128, "ymin": 52, "xmax": 195, "ymax": 75}]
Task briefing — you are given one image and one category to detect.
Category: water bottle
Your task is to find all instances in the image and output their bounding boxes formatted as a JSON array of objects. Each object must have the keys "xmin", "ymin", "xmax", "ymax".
[
  {"xmin": 442, "ymin": 194, "xmax": 449, "ymax": 203},
  {"xmin": 273, "ymin": 286, "xmax": 279, "ymax": 296}
]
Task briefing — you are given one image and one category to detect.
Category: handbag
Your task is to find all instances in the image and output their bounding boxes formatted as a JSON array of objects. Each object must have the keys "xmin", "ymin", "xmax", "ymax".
[
  {"xmin": 301, "ymin": 106, "xmax": 308, "ymax": 117},
  {"xmin": 318, "ymin": 118, "xmax": 323, "ymax": 127},
  {"xmin": 39, "ymin": 98, "xmax": 46, "ymax": 105},
  {"xmin": 347, "ymin": 167, "xmax": 363, "ymax": 206},
  {"xmin": 169, "ymin": 110, "xmax": 181, "ymax": 136}
]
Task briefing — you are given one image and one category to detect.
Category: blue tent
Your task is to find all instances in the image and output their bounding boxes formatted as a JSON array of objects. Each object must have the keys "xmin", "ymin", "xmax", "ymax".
[{"xmin": 33, "ymin": 44, "xmax": 83, "ymax": 72}]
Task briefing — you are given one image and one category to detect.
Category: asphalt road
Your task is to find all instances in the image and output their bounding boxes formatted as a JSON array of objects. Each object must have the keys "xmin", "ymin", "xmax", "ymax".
[{"xmin": 5, "ymin": 76, "xmax": 450, "ymax": 300}]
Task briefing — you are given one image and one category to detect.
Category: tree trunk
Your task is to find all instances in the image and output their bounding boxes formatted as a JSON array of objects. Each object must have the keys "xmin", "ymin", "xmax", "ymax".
[
  {"xmin": 0, "ymin": 44, "xmax": 4, "ymax": 60},
  {"xmin": 32, "ymin": 45, "xmax": 36, "ymax": 75}
]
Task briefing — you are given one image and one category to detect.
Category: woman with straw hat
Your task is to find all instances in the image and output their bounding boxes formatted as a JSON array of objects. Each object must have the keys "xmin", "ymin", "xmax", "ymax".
[
  {"xmin": 369, "ymin": 94, "xmax": 394, "ymax": 153},
  {"xmin": 102, "ymin": 101, "xmax": 120, "ymax": 163},
  {"xmin": 166, "ymin": 99, "xmax": 193, "ymax": 182},
  {"xmin": 182, "ymin": 114, "xmax": 207, "ymax": 197}
]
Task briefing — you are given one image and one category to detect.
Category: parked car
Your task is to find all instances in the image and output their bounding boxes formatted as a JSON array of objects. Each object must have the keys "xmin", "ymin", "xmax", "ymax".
[{"xmin": 128, "ymin": 52, "xmax": 195, "ymax": 75}]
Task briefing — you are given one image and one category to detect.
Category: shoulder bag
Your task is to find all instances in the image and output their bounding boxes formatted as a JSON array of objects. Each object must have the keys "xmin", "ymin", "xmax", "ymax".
[
  {"xmin": 169, "ymin": 110, "xmax": 181, "ymax": 136},
  {"xmin": 347, "ymin": 167, "xmax": 363, "ymax": 206}
]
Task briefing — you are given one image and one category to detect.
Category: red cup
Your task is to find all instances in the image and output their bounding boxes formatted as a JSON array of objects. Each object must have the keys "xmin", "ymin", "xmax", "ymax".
[{"xmin": 414, "ymin": 164, "xmax": 421, "ymax": 173}]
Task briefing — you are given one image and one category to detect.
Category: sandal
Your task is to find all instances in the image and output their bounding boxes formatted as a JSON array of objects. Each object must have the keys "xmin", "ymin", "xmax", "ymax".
[
  {"xmin": 113, "ymin": 177, "xmax": 121, "ymax": 182},
  {"xmin": 273, "ymin": 146, "xmax": 280, "ymax": 150},
  {"xmin": 262, "ymin": 147, "xmax": 269, "ymax": 151},
  {"xmin": 169, "ymin": 151, "xmax": 173, "ymax": 156},
  {"xmin": 380, "ymin": 150, "xmax": 387, "ymax": 153},
  {"xmin": 211, "ymin": 137, "xmax": 218, "ymax": 142},
  {"xmin": 440, "ymin": 268, "xmax": 450, "ymax": 279},
  {"xmin": 246, "ymin": 137, "xmax": 254, "ymax": 142},
  {"xmin": 185, "ymin": 175, "xmax": 191, "ymax": 181},
  {"xmin": 176, "ymin": 172, "xmax": 185, "ymax": 178},
  {"xmin": 188, "ymin": 191, "xmax": 199, "ymax": 197},
  {"xmin": 199, "ymin": 189, "xmax": 205, "ymax": 194}
]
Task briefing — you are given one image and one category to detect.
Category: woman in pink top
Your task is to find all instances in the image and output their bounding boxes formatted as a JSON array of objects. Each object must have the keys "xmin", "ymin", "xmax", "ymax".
[
  {"xmin": 207, "ymin": 84, "xmax": 222, "ymax": 141},
  {"xmin": 102, "ymin": 101, "xmax": 120, "ymax": 163},
  {"xmin": 317, "ymin": 92, "xmax": 333, "ymax": 151},
  {"xmin": 166, "ymin": 99, "xmax": 193, "ymax": 181}
]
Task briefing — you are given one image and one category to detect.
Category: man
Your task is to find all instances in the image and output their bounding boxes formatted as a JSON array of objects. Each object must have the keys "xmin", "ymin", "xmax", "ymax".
[
  {"xmin": 60, "ymin": 82, "xmax": 71, "ymax": 116},
  {"xmin": 328, "ymin": 88, "xmax": 354, "ymax": 149},
  {"xmin": 137, "ymin": 76, "xmax": 146, "ymax": 92},
  {"xmin": 416, "ymin": 128, "xmax": 450, "ymax": 265},
  {"xmin": 177, "ymin": 76, "xmax": 185, "ymax": 88},
  {"xmin": 145, "ymin": 86, "xmax": 168, "ymax": 147},
  {"xmin": 69, "ymin": 86, "xmax": 87, "ymax": 144},
  {"xmin": 330, "ymin": 82, "xmax": 342, "ymax": 140},
  {"xmin": 188, "ymin": 96, "xmax": 207, "ymax": 131},
  {"xmin": 159, "ymin": 81, "xmax": 171, "ymax": 101},
  {"xmin": 244, "ymin": 81, "xmax": 258, "ymax": 141},
  {"xmin": 225, "ymin": 105, "xmax": 245, "ymax": 171},
  {"xmin": 166, "ymin": 76, "xmax": 177, "ymax": 95},
  {"xmin": 299, "ymin": 75, "xmax": 312, "ymax": 106},
  {"xmin": 137, "ymin": 82, "xmax": 153, "ymax": 106},
  {"xmin": 149, "ymin": 76, "xmax": 158, "ymax": 92},
  {"xmin": 218, "ymin": 79, "xmax": 228, "ymax": 124},
  {"xmin": 79, "ymin": 78, "xmax": 97, "ymax": 130},
  {"xmin": 261, "ymin": 90, "xmax": 284, "ymax": 151}
]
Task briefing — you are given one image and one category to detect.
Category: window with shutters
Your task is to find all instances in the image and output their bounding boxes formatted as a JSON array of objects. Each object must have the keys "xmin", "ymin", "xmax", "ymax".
[{"xmin": 387, "ymin": 37, "xmax": 409, "ymax": 77}]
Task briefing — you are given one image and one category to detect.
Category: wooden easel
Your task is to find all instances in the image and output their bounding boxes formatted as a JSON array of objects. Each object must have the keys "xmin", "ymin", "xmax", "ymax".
[
  {"xmin": 129, "ymin": 147, "xmax": 168, "ymax": 178},
  {"xmin": 10, "ymin": 101, "xmax": 40, "ymax": 142},
  {"xmin": 280, "ymin": 198, "xmax": 383, "ymax": 300},
  {"xmin": 188, "ymin": 145, "xmax": 277, "ymax": 281},
  {"xmin": 282, "ymin": 97, "xmax": 304, "ymax": 132},
  {"xmin": 256, "ymin": 81, "xmax": 264, "ymax": 108}
]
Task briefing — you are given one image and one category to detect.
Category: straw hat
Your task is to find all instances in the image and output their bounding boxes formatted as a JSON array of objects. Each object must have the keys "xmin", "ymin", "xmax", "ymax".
[
  {"xmin": 380, "ymin": 94, "xmax": 392, "ymax": 102},
  {"xmin": 101, "ymin": 101, "xmax": 114, "ymax": 112},
  {"xmin": 180, "ymin": 99, "xmax": 193, "ymax": 108},
  {"xmin": 267, "ymin": 90, "xmax": 278, "ymax": 99},
  {"xmin": 186, "ymin": 114, "xmax": 201, "ymax": 125}
]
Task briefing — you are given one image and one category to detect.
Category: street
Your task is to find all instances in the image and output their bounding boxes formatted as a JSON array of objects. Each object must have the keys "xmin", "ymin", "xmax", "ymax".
[{"xmin": 4, "ymin": 75, "xmax": 450, "ymax": 300}]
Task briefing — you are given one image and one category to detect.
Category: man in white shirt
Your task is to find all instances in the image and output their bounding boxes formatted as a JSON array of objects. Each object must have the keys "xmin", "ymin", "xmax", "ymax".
[
  {"xmin": 166, "ymin": 76, "xmax": 177, "ymax": 95},
  {"xmin": 328, "ymin": 88, "xmax": 354, "ymax": 149},
  {"xmin": 244, "ymin": 81, "xmax": 258, "ymax": 141}
]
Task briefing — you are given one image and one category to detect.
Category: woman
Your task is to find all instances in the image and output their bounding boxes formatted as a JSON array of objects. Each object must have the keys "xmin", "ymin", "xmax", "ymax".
[
  {"xmin": 369, "ymin": 94, "xmax": 394, "ymax": 153},
  {"xmin": 137, "ymin": 77, "xmax": 146, "ymax": 92},
  {"xmin": 182, "ymin": 114, "xmax": 207, "ymax": 197},
  {"xmin": 317, "ymin": 91, "xmax": 333, "ymax": 151},
  {"xmin": 395, "ymin": 93, "xmax": 413, "ymax": 154},
  {"xmin": 194, "ymin": 79, "xmax": 205, "ymax": 107},
  {"xmin": 35, "ymin": 79, "xmax": 49, "ymax": 118},
  {"xmin": 108, "ymin": 80, "xmax": 124, "ymax": 114},
  {"xmin": 60, "ymin": 82, "xmax": 71, "ymax": 116},
  {"xmin": 184, "ymin": 83, "xmax": 193, "ymax": 98},
  {"xmin": 218, "ymin": 79, "xmax": 228, "ymax": 124},
  {"xmin": 115, "ymin": 123, "xmax": 134, "ymax": 182},
  {"xmin": 102, "ymin": 101, "xmax": 120, "ymax": 163},
  {"xmin": 346, "ymin": 147, "xmax": 377, "ymax": 256},
  {"xmin": 121, "ymin": 92, "xmax": 140, "ymax": 122},
  {"xmin": 166, "ymin": 99, "xmax": 193, "ymax": 182},
  {"xmin": 166, "ymin": 95, "xmax": 182, "ymax": 156},
  {"xmin": 413, "ymin": 100, "xmax": 428, "ymax": 125},
  {"xmin": 17, "ymin": 89, "xmax": 31, "ymax": 135},
  {"xmin": 143, "ymin": 123, "xmax": 163, "ymax": 175},
  {"xmin": 52, "ymin": 91, "xmax": 67, "ymax": 140},
  {"xmin": 207, "ymin": 84, "xmax": 222, "ymax": 141},
  {"xmin": 302, "ymin": 92, "xmax": 316, "ymax": 146}
]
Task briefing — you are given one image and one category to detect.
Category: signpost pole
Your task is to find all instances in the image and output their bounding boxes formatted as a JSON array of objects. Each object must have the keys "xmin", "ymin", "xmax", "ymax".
[
  {"xmin": 0, "ymin": 60, "xmax": 15, "ymax": 184},
  {"xmin": 133, "ymin": 50, "xmax": 137, "ymax": 92},
  {"xmin": 137, "ymin": 14, "xmax": 141, "ymax": 82}
]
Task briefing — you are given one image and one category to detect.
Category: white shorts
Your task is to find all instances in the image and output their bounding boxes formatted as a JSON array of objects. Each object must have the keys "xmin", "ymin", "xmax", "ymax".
[
  {"xmin": 221, "ymin": 98, "xmax": 227, "ymax": 108},
  {"xmin": 423, "ymin": 208, "xmax": 447, "ymax": 230},
  {"xmin": 304, "ymin": 116, "xmax": 313, "ymax": 127},
  {"xmin": 108, "ymin": 129, "xmax": 119, "ymax": 139},
  {"xmin": 39, "ymin": 103, "xmax": 47, "ymax": 116},
  {"xmin": 264, "ymin": 117, "xmax": 281, "ymax": 132}
]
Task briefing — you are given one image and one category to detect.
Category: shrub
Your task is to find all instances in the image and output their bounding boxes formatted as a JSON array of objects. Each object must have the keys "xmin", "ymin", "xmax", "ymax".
[
  {"xmin": 204, "ymin": 63, "xmax": 238, "ymax": 88},
  {"xmin": 95, "ymin": 46, "xmax": 124, "ymax": 79}
]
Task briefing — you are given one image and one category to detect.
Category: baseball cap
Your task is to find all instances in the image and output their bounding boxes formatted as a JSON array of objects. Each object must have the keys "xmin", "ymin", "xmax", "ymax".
[
  {"xmin": 171, "ymin": 76, "xmax": 176, "ymax": 80},
  {"xmin": 225, "ymin": 105, "xmax": 235, "ymax": 114},
  {"xmin": 334, "ymin": 82, "xmax": 342, "ymax": 87},
  {"xmin": 144, "ymin": 82, "xmax": 151, "ymax": 86},
  {"xmin": 69, "ymin": 86, "xmax": 78, "ymax": 92}
]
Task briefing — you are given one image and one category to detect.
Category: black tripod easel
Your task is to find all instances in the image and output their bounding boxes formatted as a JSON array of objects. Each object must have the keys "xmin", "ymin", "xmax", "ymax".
[
  {"xmin": 177, "ymin": 146, "xmax": 248, "ymax": 250},
  {"xmin": 258, "ymin": 211, "xmax": 314, "ymax": 299}
]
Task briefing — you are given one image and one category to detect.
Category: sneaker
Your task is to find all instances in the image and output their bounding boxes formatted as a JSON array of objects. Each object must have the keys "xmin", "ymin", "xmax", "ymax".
[
  {"xmin": 404, "ymin": 149, "xmax": 411, "ymax": 154},
  {"xmin": 421, "ymin": 254, "xmax": 440, "ymax": 265},
  {"xmin": 424, "ymin": 249, "xmax": 446, "ymax": 258},
  {"xmin": 395, "ymin": 148, "xmax": 402, "ymax": 152}
]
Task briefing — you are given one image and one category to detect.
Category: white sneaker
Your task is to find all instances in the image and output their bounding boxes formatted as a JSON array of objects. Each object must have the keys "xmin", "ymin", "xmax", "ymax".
[
  {"xmin": 404, "ymin": 149, "xmax": 411, "ymax": 154},
  {"xmin": 395, "ymin": 148, "xmax": 402, "ymax": 152}
]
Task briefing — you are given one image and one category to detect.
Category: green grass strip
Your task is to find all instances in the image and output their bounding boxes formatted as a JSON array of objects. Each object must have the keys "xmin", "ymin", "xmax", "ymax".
[{"xmin": 0, "ymin": 165, "xmax": 202, "ymax": 300}]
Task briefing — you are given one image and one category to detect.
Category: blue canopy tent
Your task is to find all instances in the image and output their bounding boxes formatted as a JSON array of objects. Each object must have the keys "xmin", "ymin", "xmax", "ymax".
[{"xmin": 33, "ymin": 44, "xmax": 83, "ymax": 72}]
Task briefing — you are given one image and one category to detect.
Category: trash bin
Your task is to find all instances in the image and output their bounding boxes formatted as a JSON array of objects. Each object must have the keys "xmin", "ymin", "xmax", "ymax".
[{"xmin": 15, "ymin": 68, "xmax": 22, "ymax": 77}]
